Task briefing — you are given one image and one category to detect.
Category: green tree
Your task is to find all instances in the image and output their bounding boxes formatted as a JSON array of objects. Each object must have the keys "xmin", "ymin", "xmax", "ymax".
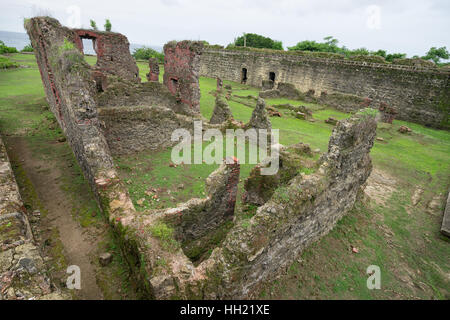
[
  {"xmin": 288, "ymin": 37, "xmax": 343, "ymax": 54},
  {"xmin": 21, "ymin": 44, "xmax": 34, "ymax": 52},
  {"xmin": 132, "ymin": 47, "xmax": 164, "ymax": 63},
  {"xmin": 323, "ymin": 36, "xmax": 338, "ymax": 46},
  {"xmin": 104, "ymin": 19, "xmax": 112, "ymax": 32},
  {"xmin": 90, "ymin": 19, "xmax": 98, "ymax": 30},
  {"xmin": 422, "ymin": 46, "xmax": 449, "ymax": 64},
  {"xmin": 0, "ymin": 40, "xmax": 18, "ymax": 54},
  {"xmin": 233, "ymin": 33, "xmax": 283, "ymax": 50}
]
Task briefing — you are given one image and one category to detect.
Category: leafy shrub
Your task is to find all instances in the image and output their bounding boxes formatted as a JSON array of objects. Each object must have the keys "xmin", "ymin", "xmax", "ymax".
[
  {"xmin": 104, "ymin": 19, "xmax": 112, "ymax": 32},
  {"xmin": 0, "ymin": 56, "xmax": 18, "ymax": 69},
  {"xmin": 21, "ymin": 44, "xmax": 34, "ymax": 52},
  {"xmin": 90, "ymin": 19, "xmax": 98, "ymax": 30},
  {"xmin": 132, "ymin": 46, "xmax": 164, "ymax": 63},
  {"xmin": 0, "ymin": 41, "xmax": 18, "ymax": 54},
  {"xmin": 422, "ymin": 46, "xmax": 449, "ymax": 64}
]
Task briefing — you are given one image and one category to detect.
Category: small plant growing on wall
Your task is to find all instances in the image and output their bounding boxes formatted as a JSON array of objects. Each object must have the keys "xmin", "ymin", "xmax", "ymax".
[
  {"xmin": 104, "ymin": 19, "xmax": 112, "ymax": 32},
  {"xmin": 90, "ymin": 19, "xmax": 98, "ymax": 30}
]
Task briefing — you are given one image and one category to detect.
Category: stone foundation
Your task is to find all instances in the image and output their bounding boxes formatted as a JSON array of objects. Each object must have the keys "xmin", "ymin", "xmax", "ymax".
[{"xmin": 0, "ymin": 136, "xmax": 69, "ymax": 300}]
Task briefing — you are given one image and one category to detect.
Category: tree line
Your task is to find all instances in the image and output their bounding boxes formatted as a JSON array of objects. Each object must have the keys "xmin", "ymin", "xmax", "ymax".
[{"xmin": 225, "ymin": 33, "xmax": 449, "ymax": 65}]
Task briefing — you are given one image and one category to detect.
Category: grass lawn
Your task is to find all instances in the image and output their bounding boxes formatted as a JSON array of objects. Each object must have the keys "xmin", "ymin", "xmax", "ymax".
[{"xmin": 0, "ymin": 52, "xmax": 449, "ymax": 300}]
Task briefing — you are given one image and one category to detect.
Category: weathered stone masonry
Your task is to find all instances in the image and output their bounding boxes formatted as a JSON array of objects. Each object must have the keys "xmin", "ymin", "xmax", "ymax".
[
  {"xmin": 0, "ymin": 136, "xmax": 68, "ymax": 300},
  {"xmin": 200, "ymin": 48, "xmax": 450, "ymax": 129},
  {"xmin": 26, "ymin": 16, "xmax": 379, "ymax": 300},
  {"xmin": 74, "ymin": 29, "xmax": 140, "ymax": 83},
  {"xmin": 164, "ymin": 41, "xmax": 203, "ymax": 114}
]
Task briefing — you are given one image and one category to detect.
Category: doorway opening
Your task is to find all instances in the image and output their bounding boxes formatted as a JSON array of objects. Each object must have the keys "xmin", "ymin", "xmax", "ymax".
[
  {"xmin": 241, "ymin": 68, "xmax": 248, "ymax": 84},
  {"xmin": 269, "ymin": 72, "xmax": 275, "ymax": 82}
]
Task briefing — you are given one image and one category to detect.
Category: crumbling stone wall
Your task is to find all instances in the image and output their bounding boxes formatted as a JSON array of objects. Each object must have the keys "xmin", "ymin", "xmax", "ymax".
[
  {"xmin": 243, "ymin": 143, "xmax": 313, "ymax": 206},
  {"xmin": 27, "ymin": 16, "xmax": 380, "ymax": 300},
  {"xmin": 25, "ymin": 17, "xmax": 119, "ymax": 198},
  {"xmin": 146, "ymin": 57, "xmax": 160, "ymax": 82},
  {"xmin": 245, "ymin": 97, "xmax": 272, "ymax": 130},
  {"xmin": 164, "ymin": 41, "xmax": 203, "ymax": 114},
  {"xmin": 25, "ymin": 18, "xmax": 139, "ymax": 272},
  {"xmin": 98, "ymin": 105, "xmax": 196, "ymax": 155},
  {"xmin": 200, "ymin": 48, "xmax": 450, "ymax": 129},
  {"xmin": 159, "ymin": 158, "xmax": 240, "ymax": 244},
  {"xmin": 132, "ymin": 110, "xmax": 378, "ymax": 299},
  {"xmin": 0, "ymin": 137, "xmax": 68, "ymax": 300},
  {"xmin": 191, "ymin": 110, "xmax": 378, "ymax": 298},
  {"xmin": 74, "ymin": 29, "xmax": 140, "ymax": 83},
  {"xmin": 95, "ymin": 79, "xmax": 188, "ymax": 115},
  {"xmin": 210, "ymin": 96, "xmax": 233, "ymax": 124}
]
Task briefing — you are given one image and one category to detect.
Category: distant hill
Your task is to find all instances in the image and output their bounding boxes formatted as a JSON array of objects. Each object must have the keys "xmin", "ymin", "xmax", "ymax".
[{"xmin": 0, "ymin": 30, "xmax": 162, "ymax": 54}]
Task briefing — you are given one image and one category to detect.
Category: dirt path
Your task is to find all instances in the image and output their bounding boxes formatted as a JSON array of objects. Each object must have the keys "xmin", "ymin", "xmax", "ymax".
[{"xmin": 5, "ymin": 137, "xmax": 104, "ymax": 300}]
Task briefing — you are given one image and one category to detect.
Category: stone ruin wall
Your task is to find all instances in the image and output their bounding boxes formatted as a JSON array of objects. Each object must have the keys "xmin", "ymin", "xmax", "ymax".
[
  {"xmin": 0, "ymin": 137, "xmax": 68, "ymax": 300},
  {"xmin": 25, "ymin": 16, "xmax": 379, "ymax": 299},
  {"xmin": 98, "ymin": 105, "xmax": 196, "ymax": 155},
  {"xmin": 164, "ymin": 41, "xmax": 203, "ymax": 114},
  {"xmin": 74, "ymin": 29, "xmax": 140, "ymax": 83},
  {"xmin": 200, "ymin": 48, "xmax": 450, "ymax": 129}
]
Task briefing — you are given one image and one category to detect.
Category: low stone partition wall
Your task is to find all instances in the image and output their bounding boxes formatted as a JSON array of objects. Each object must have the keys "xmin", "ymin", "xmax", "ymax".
[
  {"xmin": 98, "ymin": 105, "xmax": 197, "ymax": 155},
  {"xmin": 0, "ymin": 137, "xmax": 68, "ymax": 300},
  {"xmin": 122, "ymin": 110, "xmax": 377, "ymax": 299}
]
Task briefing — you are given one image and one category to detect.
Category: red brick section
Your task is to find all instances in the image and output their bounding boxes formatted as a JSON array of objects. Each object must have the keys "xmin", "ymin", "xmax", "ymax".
[
  {"xmin": 74, "ymin": 29, "xmax": 140, "ymax": 83},
  {"xmin": 379, "ymin": 102, "xmax": 398, "ymax": 124},
  {"xmin": 216, "ymin": 77, "xmax": 223, "ymax": 91},
  {"xmin": 146, "ymin": 57, "xmax": 159, "ymax": 82},
  {"xmin": 163, "ymin": 41, "xmax": 203, "ymax": 114}
]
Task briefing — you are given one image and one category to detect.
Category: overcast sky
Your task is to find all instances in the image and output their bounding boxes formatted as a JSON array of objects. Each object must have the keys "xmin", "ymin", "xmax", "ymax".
[{"xmin": 1, "ymin": 0, "xmax": 449, "ymax": 57}]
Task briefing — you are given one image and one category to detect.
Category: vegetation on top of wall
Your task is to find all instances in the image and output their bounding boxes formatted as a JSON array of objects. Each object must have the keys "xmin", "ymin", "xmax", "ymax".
[
  {"xmin": 205, "ymin": 44, "xmax": 224, "ymax": 50},
  {"xmin": 231, "ymin": 33, "xmax": 283, "ymax": 50},
  {"xmin": 209, "ymin": 43, "xmax": 447, "ymax": 69},
  {"xmin": 104, "ymin": 19, "xmax": 112, "ymax": 32},
  {"xmin": 90, "ymin": 19, "xmax": 98, "ymax": 30},
  {"xmin": 350, "ymin": 55, "xmax": 386, "ymax": 63},
  {"xmin": 393, "ymin": 58, "xmax": 436, "ymax": 68},
  {"xmin": 132, "ymin": 47, "xmax": 164, "ymax": 63},
  {"xmin": 59, "ymin": 38, "xmax": 76, "ymax": 53},
  {"xmin": 355, "ymin": 107, "xmax": 378, "ymax": 120}
]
